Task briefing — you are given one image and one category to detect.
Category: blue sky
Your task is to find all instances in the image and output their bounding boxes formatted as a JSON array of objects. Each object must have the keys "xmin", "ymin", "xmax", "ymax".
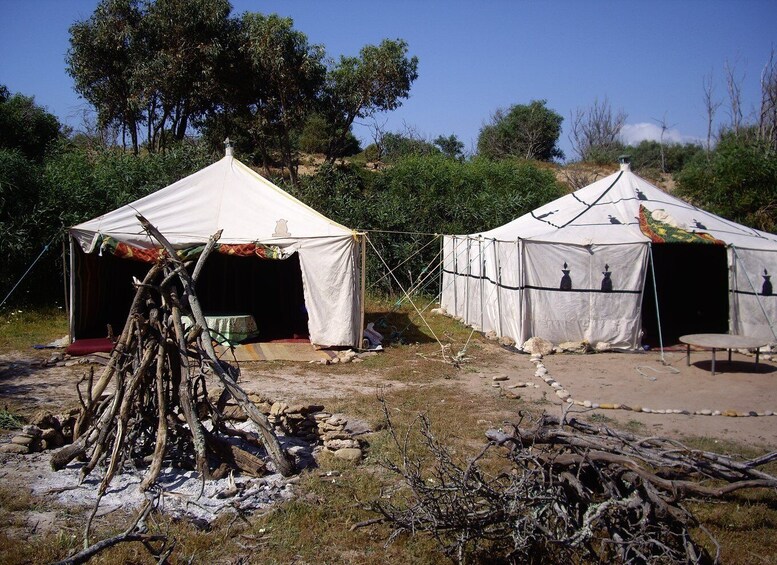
[{"xmin": 1, "ymin": 0, "xmax": 775, "ymax": 160}]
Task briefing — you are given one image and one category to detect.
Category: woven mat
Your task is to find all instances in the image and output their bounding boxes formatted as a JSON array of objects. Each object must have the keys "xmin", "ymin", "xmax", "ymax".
[{"xmin": 215, "ymin": 342, "xmax": 336, "ymax": 362}]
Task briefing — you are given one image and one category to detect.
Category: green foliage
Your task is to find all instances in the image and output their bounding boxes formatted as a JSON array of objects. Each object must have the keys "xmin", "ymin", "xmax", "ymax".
[
  {"xmin": 0, "ymin": 86, "xmax": 62, "ymax": 162},
  {"xmin": 676, "ymin": 133, "xmax": 777, "ymax": 232},
  {"xmin": 477, "ymin": 100, "xmax": 564, "ymax": 161},
  {"xmin": 626, "ymin": 140, "xmax": 704, "ymax": 175},
  {"xmin": 321, "ymin": 39, "xmax": 419, "ymax": 162},
  {"xmin": 289, "ymin": 155, "xmax": 564, "ymax": 293},
  {"xmin": 299, "ymin": 113, "xmax": 360, "ymax": 157},
  {"xmin": 433, "ymin": 134, "xmax": 465, "ymax": 160},
  {"xmin": 382, "ymin": 133, "xmax": 439, "ymax": 163}
]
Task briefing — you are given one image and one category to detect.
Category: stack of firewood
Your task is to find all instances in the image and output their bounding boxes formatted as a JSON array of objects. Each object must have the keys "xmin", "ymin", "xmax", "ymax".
[{"xmin": 51, "ymin": 216, "xmax": 294, "ymax": 498}]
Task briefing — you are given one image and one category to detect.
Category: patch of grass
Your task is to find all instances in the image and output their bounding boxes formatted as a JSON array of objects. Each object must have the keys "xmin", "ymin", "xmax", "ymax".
[
  {"xmin": 588, "ymin": 413, "xmax": 616, "ymax": 425},
  {"xmin": 0, "ymin": 408, "xmax": 26, "ymax": 430},
  {"xmin": 623, "ymin": 419, "xmax": 647, "ymax": 433},
  {"xmin": 0, "ymin": 307, "xmax": 68, "ymax": 351}
]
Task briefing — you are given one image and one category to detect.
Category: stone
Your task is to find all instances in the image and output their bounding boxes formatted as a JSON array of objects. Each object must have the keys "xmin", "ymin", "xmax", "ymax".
[
  {"xmin": 765, "ymin": 411, "xmax": 774, "ymax": 416},
  {"xmin": 502, "ymin": 391, "xmax": 520, "ymax": 399},
  {"xmin": 327, "ymin": 415, "xmax": 347, "ymax": 426},
  {"xmin": 509, "ymin": 383, "xmax": 527, "ymax": 389},
  {"xmin": 582, "ymin": 400, "xmax": 592, "ymax": 408},
  {"xmin": 522, "ymin": 337, "xmax": 553, "ymax": 356},
  {"xmin": 324, "ymin": 438, "xmax": 360, "ymax": 450},
  {"xmin": 712, "ymin": 410, "xmax": 721, "ymax": 416},
  {"xmin": 723, "ymin": 409, "xmax": 738, "ymax": 417},
  {"xmin": 699, "ymin": 409, "xmax": 713, "ymax": 416},
  {"xmin": 550, "ymin": 382, "xmax": 562, "ymax": 389},
  {"xmin": 591, "ymin": 403, "xmax": 600, "ymax": 409},
  {"xmin": 333, "ymin": 447, "xmax": 362, "ymax": 462},
  {"xmin": 599, "ymin": 403, "xmax": 616, "ymax": 410},
  {"xmin": 498, "ymin": 336, "xmax": 516, "ymax": 347},
  {"xmin": 492, "ymin": 375, "xmax": 509, "ymax": 382},
  {"xmin": 642, "ymin": 408, "xmax": 652, "ymax": 413},
  {"xmin": 535, "ymin": 366, "xmax": 548, "ymax": 376},
  {"xmin": 629, "ymin": 405, "xmax": 641, "ymax": 412},
  {"xmin": 330, "ymin": 357, "xmax": 340, "ymax": 364},
  {"xmin": 557, "ymin": 341, "xmax": 589, "ymax": 354},
  {"xmin": 555, "ymin": 389, "xmax": 570, "ymax": 400},
  {"xmin": 485, "ymin": 330, "xmax": 498, "ymax": 341},
  {"xmin": 594, "ymin": 341, "xmax": 613, "ymax": 352},
  {"xmin": 22, "ymin": 425, "xmax": 42, "ymax": 437},
  {"xmin": 748, "ymin": 411, "xmax": 759, "ymax": 417},
  {"xmin": 0, "ymin": 443, "xmax": 29, "ymax": 454},
  {"xmin": 270, "ymin": 402, "xmax": 288, "ymax": 416},
  {"xmin": 430, "ymin": 308, "xmax": 445, "ymax": 316},
  {"xmin": 323, "ymin": 430, "xmax": 353, "ymax": 441},
  {"xmin": 31, "ymin": 412, "xmax": 60, "ymax": 430},
  {"xmin": 11, "ymin": 435, "xmax": 34, "ymax": 446}
]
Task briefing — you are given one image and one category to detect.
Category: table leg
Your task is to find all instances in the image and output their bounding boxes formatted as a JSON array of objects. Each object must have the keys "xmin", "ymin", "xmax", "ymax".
[
  {"xmin": 686, "ymin": 344, "xmax": 691, "ymax": 366},
  {"xmin": 756, "ymin": 349, "xmax": 760, "ymax": 371},
  {"xmin": 711, "ymin": 348, "xmax": 716, "ymax": 376},
  {"xmin": 728, "ymin": 348, "xmax": 732, "ymax": 363}
]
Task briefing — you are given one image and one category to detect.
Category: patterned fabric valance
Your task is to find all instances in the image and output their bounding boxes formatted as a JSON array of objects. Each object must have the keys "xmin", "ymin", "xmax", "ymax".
[
  {"xmin": 639, "ymin": 205, "xmax": 724, "ymax": 245},
  {"xmin": 96, "ymin": 236, "xmax": 286, "ymax": 263}
]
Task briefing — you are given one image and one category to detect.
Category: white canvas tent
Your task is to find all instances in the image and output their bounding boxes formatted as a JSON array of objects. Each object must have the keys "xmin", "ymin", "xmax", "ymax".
[
  {"xmin": 68, "ymin": 151, "xmax": 364, "ymax": 347},
  {"xmin": 441, "ymin": 160, "xmax": 777, "ymax": 349}
]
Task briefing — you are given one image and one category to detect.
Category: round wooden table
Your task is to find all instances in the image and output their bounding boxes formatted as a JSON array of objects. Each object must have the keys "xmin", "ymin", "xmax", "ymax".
[{"xmin": 679, "ymin": 334, "xmax": 766, "ymax": 375}]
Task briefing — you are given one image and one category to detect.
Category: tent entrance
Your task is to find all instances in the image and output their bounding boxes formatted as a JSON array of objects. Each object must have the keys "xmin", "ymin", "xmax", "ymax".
[
  {"xmin": 196, "ymin": 253, "xmax": 309, "ymax": 342},
  {"xmin": 641, "ymin": 243, "xmax": 729, "ymax": 346},
  {"xmin": 71, "ymin": 246, "xmax": 309, "ymax": 343}
]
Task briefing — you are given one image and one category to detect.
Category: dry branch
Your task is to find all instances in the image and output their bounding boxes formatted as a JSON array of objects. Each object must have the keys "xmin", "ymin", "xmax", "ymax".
[
  {"xmin": 370, "ymin": 406, "xmax": 777, "ymax": 564},
  {"xmin": 52, "ymin": 217, "xmax": 295, "ymax": 502}
]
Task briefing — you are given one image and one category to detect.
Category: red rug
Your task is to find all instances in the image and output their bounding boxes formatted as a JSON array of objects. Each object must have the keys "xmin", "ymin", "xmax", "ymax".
[{"xmin": 66, "ymin": 338, "xmax": 115, "ymax": 356}]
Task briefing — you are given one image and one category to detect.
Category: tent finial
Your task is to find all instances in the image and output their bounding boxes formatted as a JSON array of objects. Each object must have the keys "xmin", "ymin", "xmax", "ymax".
[
  {"xmin": 224, "ymin": 137, "xmax": 233, "ymax": 157},
  {"xmin": 618, "ymin": 154, "xmax": 631, "ymax": 171}
]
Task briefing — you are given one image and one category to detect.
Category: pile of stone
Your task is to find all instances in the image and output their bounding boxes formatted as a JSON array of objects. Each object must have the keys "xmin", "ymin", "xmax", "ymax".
[
  {"xmin": 0, "ymin": 411, "xmax": 75, "ymax": 455},
  {"xmin": 243, "ymin": 394, "xmax": 366, "ymax": 462}
]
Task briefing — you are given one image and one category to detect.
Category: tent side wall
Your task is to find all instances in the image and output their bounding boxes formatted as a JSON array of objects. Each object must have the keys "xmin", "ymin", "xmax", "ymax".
[
  {"xmin": 729, "ymin": 247, "xmax": 777, "ymax": 341},
  {"xmin": 297, "ymin": 235, "xmax": 362, "ymax": 347},
  {"xmin": 442, "ymin": 235, "xmax": 649, "ymax": 349},
  {"xmin": 521, "ymin": 241, "xmax": 648, "ymax": 349}
]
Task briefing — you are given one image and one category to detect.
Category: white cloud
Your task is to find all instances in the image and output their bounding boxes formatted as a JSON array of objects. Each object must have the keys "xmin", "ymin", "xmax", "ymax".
[{"xmin": 619, "ymin": 122, "xmax": 701, "ymax": 146}]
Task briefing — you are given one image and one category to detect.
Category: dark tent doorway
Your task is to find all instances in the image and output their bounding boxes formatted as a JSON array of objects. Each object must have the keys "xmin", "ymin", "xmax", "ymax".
[
  {"xmin": 71, "ymin": 249, "xmax": 309, "ymax": 343},
  {"xmin": 196, "ymin": 253, "xmax": 309, "ymax": 342},
  {"xmin": 641, "ymin": 243, "xmax": 729, "ymax": 346}
]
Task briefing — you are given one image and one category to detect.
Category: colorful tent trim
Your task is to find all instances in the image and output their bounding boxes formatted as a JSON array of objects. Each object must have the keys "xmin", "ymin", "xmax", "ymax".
[
  {"xmin": 638, "ymin": 205, "xmax": 724, "ymax": 245},
  {"xmin": 97, "ymin": 236, "xmax": 284, "ymax": 263}
]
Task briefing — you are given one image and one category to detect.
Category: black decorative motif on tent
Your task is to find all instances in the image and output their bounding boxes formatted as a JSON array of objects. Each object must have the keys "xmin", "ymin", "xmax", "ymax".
[
  {"xmin": 608, "ymin": 215, "xmax": 621, "ymax": 224},
  {"xmin": 693, "ymin": 219, "xmax": 707, "ymax": 230},
  {"xmin": 601, "ymin": 264, "xmax": 613, "ymax": 292},
  {"xmin": 636, "ymin": 188, "xmax": 648, "ymax": 201},
  {"xmin": 560, "ymin": 262, "xmax": 572, "ymax": 291},
  {"xmin": 762, "ymin": 269, "xmax": 773, "ymax": 296}
]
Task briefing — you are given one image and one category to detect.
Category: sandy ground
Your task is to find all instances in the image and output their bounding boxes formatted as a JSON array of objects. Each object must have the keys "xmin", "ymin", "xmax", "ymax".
[{"xmin": 2, "ymin": 344, "xmax": 776, "ymax": 449}]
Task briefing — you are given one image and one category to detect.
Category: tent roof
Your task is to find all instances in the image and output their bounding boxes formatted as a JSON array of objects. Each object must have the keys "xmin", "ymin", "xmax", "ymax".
[
  {"xmin": 70, "ymin": 155, "xmax": 354, "ymax": 251},
  {"xmin": 475, "ymin": 165, "xmax": 777, "ymax": 250}
]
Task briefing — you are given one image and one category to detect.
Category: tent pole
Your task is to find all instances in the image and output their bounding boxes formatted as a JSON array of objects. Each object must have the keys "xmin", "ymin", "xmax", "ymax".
[
  {"xmin": 452, "ymin": 237, "xmax": 458, "ymax": 318},
  {"xmin": 68, "ymin": 235, "xmax": 76, "ymax": 344},
  {"xmin": 359, "ymin": 233, "xmax": 367, "ymax": 349},
  {"xmin": 494, "ymin": 238, "xmax": 503, "ymax": 337},
  {"xmin": 648, "ymin": 244, "xmax": 666, "ymax": 363},
  {"xmin": 478, "ymin": 239, "xmax": 486, "ymax": 332},
  {"xmin": 62, "ymin": 232, "xmax": 70, "ymax": 337},
  {"xmin": 465, "ymin": 238, "xmax": 471, "ymax": 324}
]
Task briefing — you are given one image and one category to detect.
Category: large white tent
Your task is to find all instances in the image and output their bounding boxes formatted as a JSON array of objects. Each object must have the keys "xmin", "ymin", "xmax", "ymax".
[
  {"xmin": 441, "ymin": 161, "xmax": 777, "ymax": 349},
  {"xmin": 68, "ymin": 151, "xmax": 364, "ymax": 347}
]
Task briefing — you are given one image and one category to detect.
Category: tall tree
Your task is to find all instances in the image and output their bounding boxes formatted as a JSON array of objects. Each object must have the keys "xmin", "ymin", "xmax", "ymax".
[
  {"xmin": 68, "ymin": 0, "xmax": 233, "ymax": 153},
  {"xmin": 140, "ymin": 0, "xmax": 234, "ymax": 151},
  {"xmin": 67, "ymin": 0, "xmax": 145, "ymax": 153},
  {"xmin": 321, "ymin": 39, "xmax": 419, "ymax": 163},
  {"xmin": 0, "ymin": 86, "xmax": 62, "ymax": 161},
  {"xmin": 477, "ymin": 100, "xmax": 564, "ymax": 161},
  {"xmin": 235, "ymin": 13, "xmax": 326, "ymax": 184}
]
